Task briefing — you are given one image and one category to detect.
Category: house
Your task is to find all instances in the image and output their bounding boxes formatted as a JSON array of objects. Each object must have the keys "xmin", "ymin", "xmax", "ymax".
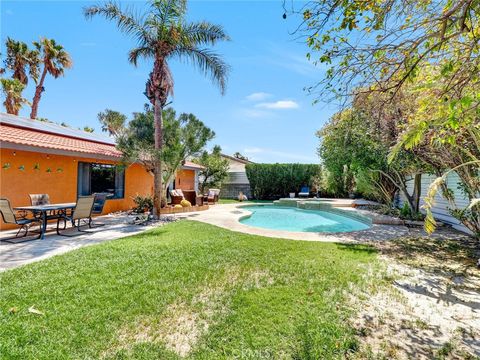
[
  {"xmin": 396, "ymin": 173, "xmax": 473, "ymax": 235},
  {"xmin": 219, "ymin": 153, "xmax": 252, "ymax": 199},
  {"xmin": 0, "ymin": 113, "xmax": 203, "ymax": 229}
]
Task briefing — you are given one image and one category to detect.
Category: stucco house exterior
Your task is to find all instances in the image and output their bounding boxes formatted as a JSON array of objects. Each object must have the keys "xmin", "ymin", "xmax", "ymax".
[
  {"xmin": 0, "ymin": 113, "xmax": 202, "ymax": 229},
  {"xmin": 219, "ymin": 154, "xmax": 252, "ymax": 199}
]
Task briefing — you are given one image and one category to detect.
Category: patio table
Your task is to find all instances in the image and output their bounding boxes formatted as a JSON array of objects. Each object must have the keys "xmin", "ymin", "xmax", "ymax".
[{"xmin": 14, "ymin": 203, "xmax": 76, "ymax": 240}]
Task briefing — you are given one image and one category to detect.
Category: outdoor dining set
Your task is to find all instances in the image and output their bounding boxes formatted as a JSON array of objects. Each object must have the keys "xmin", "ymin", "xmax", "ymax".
[{"xmin": 0, "ymin": 193, "xmax": 108, "ymax": 243}]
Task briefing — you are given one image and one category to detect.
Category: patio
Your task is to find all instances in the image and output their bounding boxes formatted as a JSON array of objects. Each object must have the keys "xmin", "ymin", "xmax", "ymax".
[{"xmin": 0, "ymin": 213, "xmax": 166, "ymax": 271}]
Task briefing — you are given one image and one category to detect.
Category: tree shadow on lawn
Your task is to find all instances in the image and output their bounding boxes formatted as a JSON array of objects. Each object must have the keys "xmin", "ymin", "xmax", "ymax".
[
  {"xmin": 376, "ymin": 228, "xmax": 480, "ymax": 271},
  {"xmin": 334, "ymin": 243, "xmax": 378, "ymax": 254}
]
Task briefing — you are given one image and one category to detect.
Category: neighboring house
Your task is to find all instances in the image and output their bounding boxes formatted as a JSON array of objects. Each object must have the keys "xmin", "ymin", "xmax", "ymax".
[
  {"xmin": 0, "ymin": 113, "xmax": 203, "ymax": 229},
  {"xmin": 397, "ymin": 172, "xmax": 472, "ymax": 234},
  {"xmin": 219, "ymin": 154, "xmax": 252, "ymax": 199}
]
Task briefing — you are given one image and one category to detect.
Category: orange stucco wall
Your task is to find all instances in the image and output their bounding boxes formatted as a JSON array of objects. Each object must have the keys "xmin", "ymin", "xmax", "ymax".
[
  {"xmin": 0, "ymin": 148, "xmax": 154, "ymax": 230},
  {"xmin": 175, "ymin": 169, "xmax": 195, "ymax": 190}
]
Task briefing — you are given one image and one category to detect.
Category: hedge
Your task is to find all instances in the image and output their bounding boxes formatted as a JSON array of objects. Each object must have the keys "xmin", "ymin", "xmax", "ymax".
[{"xmin": 245, "ymin": 163, "xmax": 321, "ymax": 199}]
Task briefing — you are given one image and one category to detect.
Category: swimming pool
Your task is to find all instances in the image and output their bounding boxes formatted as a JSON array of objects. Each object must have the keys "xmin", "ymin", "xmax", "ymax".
[{"xmin": 239, "ymin": 205, "xmax": 371, "ymax": 233}]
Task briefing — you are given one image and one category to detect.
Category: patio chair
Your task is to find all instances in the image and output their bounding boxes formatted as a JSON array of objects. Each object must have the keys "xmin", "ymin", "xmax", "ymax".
[
  {"xmin": 56, "ymin": 195, "xmax": 95, "ymax": 236},
  {"xmin": 0, "ymin": 198, "xmax": 42, "ymax": 243},
  {"xmin": 29, "ymin": 193, "xmax": 61, "ymax": 220},
  {"xmin": 89, "ymin": 193, "xmax": 109, "ymax": 227},
  {"xmin": 29, "ymin": 194, "xmax": 51, "ymax": 206},
  {"xmin": 203, "ymin": 189, "xmax": 220, "ymax": 205},
  {"xmin": 170, "ymin": 189, "xmax": 185, "ymax": 205},
  {"xmin": 183, "ymin": 190, "xmax": 203, "ymax": 206},
  {"xmin": 298, "ymin": 186, "xmax": 310, "ymax": 198}
]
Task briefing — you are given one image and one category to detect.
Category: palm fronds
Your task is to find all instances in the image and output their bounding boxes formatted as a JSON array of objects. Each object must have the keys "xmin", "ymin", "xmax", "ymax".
[
  {"xmin": 84, "ymin": 1, "xmax": 150, "ymax": 45},
  {"xmin": 172, "ymin": 47, "xmax": 229, "ymax": 94}
]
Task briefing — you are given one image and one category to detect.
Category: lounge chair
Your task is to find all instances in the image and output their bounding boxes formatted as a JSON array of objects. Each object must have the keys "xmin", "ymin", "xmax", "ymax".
[
  {"xmin": 56, "ymin": 196, "xmax": 96, "ymax": 236},
  {"xmin": 203, "ymin": 189, "xmax": 220, "ymax": 204},
  {"xmin": 0, "ymin": 198, "xmax": 42, "ymax": 243},
  {"xmin": 298, "ymin": 186, "xmax": 310, "ymax": 198}
]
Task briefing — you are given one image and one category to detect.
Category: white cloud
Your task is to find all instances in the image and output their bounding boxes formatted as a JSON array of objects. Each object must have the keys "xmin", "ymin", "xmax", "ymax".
[
  {"xmin": 255, "ymin": 100, "xmax": 299, "ymax": 110},
  {"xmin": 245, "ymin": 92, "xmax": 272, "ymax": 102}
]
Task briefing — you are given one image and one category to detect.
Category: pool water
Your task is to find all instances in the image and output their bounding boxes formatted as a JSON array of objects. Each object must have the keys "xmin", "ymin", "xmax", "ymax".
[{"xmin": 240, "ymin": 205, "xmax": 370, "ymax": 233}]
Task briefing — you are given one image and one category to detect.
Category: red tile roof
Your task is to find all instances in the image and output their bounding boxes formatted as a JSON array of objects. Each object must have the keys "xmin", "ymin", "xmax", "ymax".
[
  {"xmin": 0, "ymin": 123, "xmax": 122, "ymax": 158},
  {"xmin": 0, "ymin": 122, "xmax": 205, "ymax": 170}
]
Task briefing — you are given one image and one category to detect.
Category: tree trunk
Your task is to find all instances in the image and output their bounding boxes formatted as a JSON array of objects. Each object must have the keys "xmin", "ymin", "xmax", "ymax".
[
  {"xmin": 411, "ymin": 173, "xmax": 422, "ymax": 214},
  {"xmin": 152, "ymin": 96, "xmax": 163, "ymax": 218},
  {"xmin": 30, "ymin": 66, "xmax": 48, "ymax": 119}
]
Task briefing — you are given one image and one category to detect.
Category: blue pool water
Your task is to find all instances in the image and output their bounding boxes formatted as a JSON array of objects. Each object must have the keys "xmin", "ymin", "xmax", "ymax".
[{"xmin": 240, "ymin": 205, "xmax": 370, "ymax": 233}]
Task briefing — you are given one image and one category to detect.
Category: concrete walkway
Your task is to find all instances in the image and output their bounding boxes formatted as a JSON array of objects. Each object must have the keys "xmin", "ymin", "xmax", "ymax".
[
  {"xmin": 0, "ymin": 214, "xmax": 158, "ymax": 272},
  {"xmin": 180, "ymin": 203, "xmax": 409, "ymax": 242}
]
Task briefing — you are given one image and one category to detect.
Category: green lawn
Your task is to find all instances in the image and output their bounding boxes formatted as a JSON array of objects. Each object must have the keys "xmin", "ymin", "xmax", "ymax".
[{"xmin": 0, "ymin": 221, "xmax": 379, "ymax": 359}]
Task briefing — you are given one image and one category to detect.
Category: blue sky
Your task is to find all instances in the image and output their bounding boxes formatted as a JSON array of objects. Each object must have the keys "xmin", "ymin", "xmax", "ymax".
[{"xmin": 1, "ymin": 0, "xmax": 337, "ymax": 163}]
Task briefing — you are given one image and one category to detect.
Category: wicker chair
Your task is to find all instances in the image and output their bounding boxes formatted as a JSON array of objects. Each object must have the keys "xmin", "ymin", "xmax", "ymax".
[
  {"xmin": 0, "ymin": 198, "xmax": 42, "ymax": 243},
  {"xmin": 169, "ymin": 189, "xmax": 185, "ymax": 205},
  {"xmin": 203, "ymin": 189, "xmax": 220, "ymax": 205},
  {"xmin": 56, "ymin": 196, "xmax": 96, "ymax": 236},
  {"xmin": 183, "ymin": 190, "xmax": 203, "ymax": 206}
]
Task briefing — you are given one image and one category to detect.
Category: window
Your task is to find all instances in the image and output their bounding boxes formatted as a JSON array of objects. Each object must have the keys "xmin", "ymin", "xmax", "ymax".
[{"xmin": 77, "ymin": 162, "xmax": 125, "ymax": 199}]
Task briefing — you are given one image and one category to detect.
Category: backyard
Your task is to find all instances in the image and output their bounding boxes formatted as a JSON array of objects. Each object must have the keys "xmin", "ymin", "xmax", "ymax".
[
  {"xmin": 1, "ymin": 0, "xmax": 480, "ymax": 358},
  {"xmin": 1, "ymin": 220, "xmax": 479, "ymax": 359}
]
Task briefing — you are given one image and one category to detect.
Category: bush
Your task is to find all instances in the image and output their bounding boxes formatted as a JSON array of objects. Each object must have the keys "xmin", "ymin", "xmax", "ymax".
[
  {"xmin": 132, "ymin": 194, "xmax": 153, "ymax": 213},
  {"xmin": 245, "ymin": 163, "xmax": 321, "ymax": 199},
  {"xmin": 180, "ymin": 199, "xmax": 192, "ymax": 207}
]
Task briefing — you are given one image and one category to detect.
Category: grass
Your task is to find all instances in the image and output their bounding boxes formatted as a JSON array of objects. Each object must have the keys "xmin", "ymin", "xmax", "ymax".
[{"xmin": 0, "ymin": 221, "xmax": 379, "ymax": 359}]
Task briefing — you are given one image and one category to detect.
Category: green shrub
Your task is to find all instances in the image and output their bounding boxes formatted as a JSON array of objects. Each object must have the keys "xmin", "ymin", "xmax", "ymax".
[
  {"xmin": 132, "ymin": 194, "xmax": 153, "ymax": 213},
  {"xmin": 246, "ymin": 163, "xmax": 321, "ymax": 199}
]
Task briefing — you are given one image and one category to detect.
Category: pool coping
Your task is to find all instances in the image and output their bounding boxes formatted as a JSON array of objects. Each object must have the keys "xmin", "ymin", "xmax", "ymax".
[{"xmin": 180, "ymin": 203, "xmax": 410, "ymax": 242}]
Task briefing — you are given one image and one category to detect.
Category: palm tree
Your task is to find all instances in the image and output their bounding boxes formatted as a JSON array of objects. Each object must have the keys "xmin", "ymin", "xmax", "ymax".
[
  {"xmin": 2, "ymin": 38, "xmax": 39, "ymax": 114},
  {"xmin": 30, "ymin": 38, "xmax": 72, "ymax": 120},
  {"xmin": 1, "ymin": 78, "xmax": 29, "ymax": 115},
  {"xmin": 84, "ymin": 0, "xmax": 230, "ymax": 216},
  {"xmin": 4, "ymin": 37, "xmax": 39, "ymax": 86}
]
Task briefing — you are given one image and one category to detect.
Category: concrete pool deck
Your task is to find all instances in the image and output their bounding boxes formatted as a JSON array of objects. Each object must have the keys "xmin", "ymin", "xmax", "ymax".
[{"xmin": 180, "ymin": 203, "xmax": 410, "ymax": 242}]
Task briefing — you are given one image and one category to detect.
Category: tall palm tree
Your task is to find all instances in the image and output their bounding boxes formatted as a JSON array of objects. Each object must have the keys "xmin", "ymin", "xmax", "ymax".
[
  {"xmin": 30, "ymin": 38, "xmax": 72, "ymax": 119},
  {"xmin": 84, "ymin": 0, "xmax": 230, "ymax": 216}
]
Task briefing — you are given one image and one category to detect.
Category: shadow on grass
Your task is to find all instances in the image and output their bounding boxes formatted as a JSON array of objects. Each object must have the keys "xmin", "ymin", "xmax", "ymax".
[
  {"xmin": 378, "ymin": 232, "xmax": 480, "ymax": 270},
  {"xmin": 335, "ymin": 243, "xmax": 378, "ymax": 254}
]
